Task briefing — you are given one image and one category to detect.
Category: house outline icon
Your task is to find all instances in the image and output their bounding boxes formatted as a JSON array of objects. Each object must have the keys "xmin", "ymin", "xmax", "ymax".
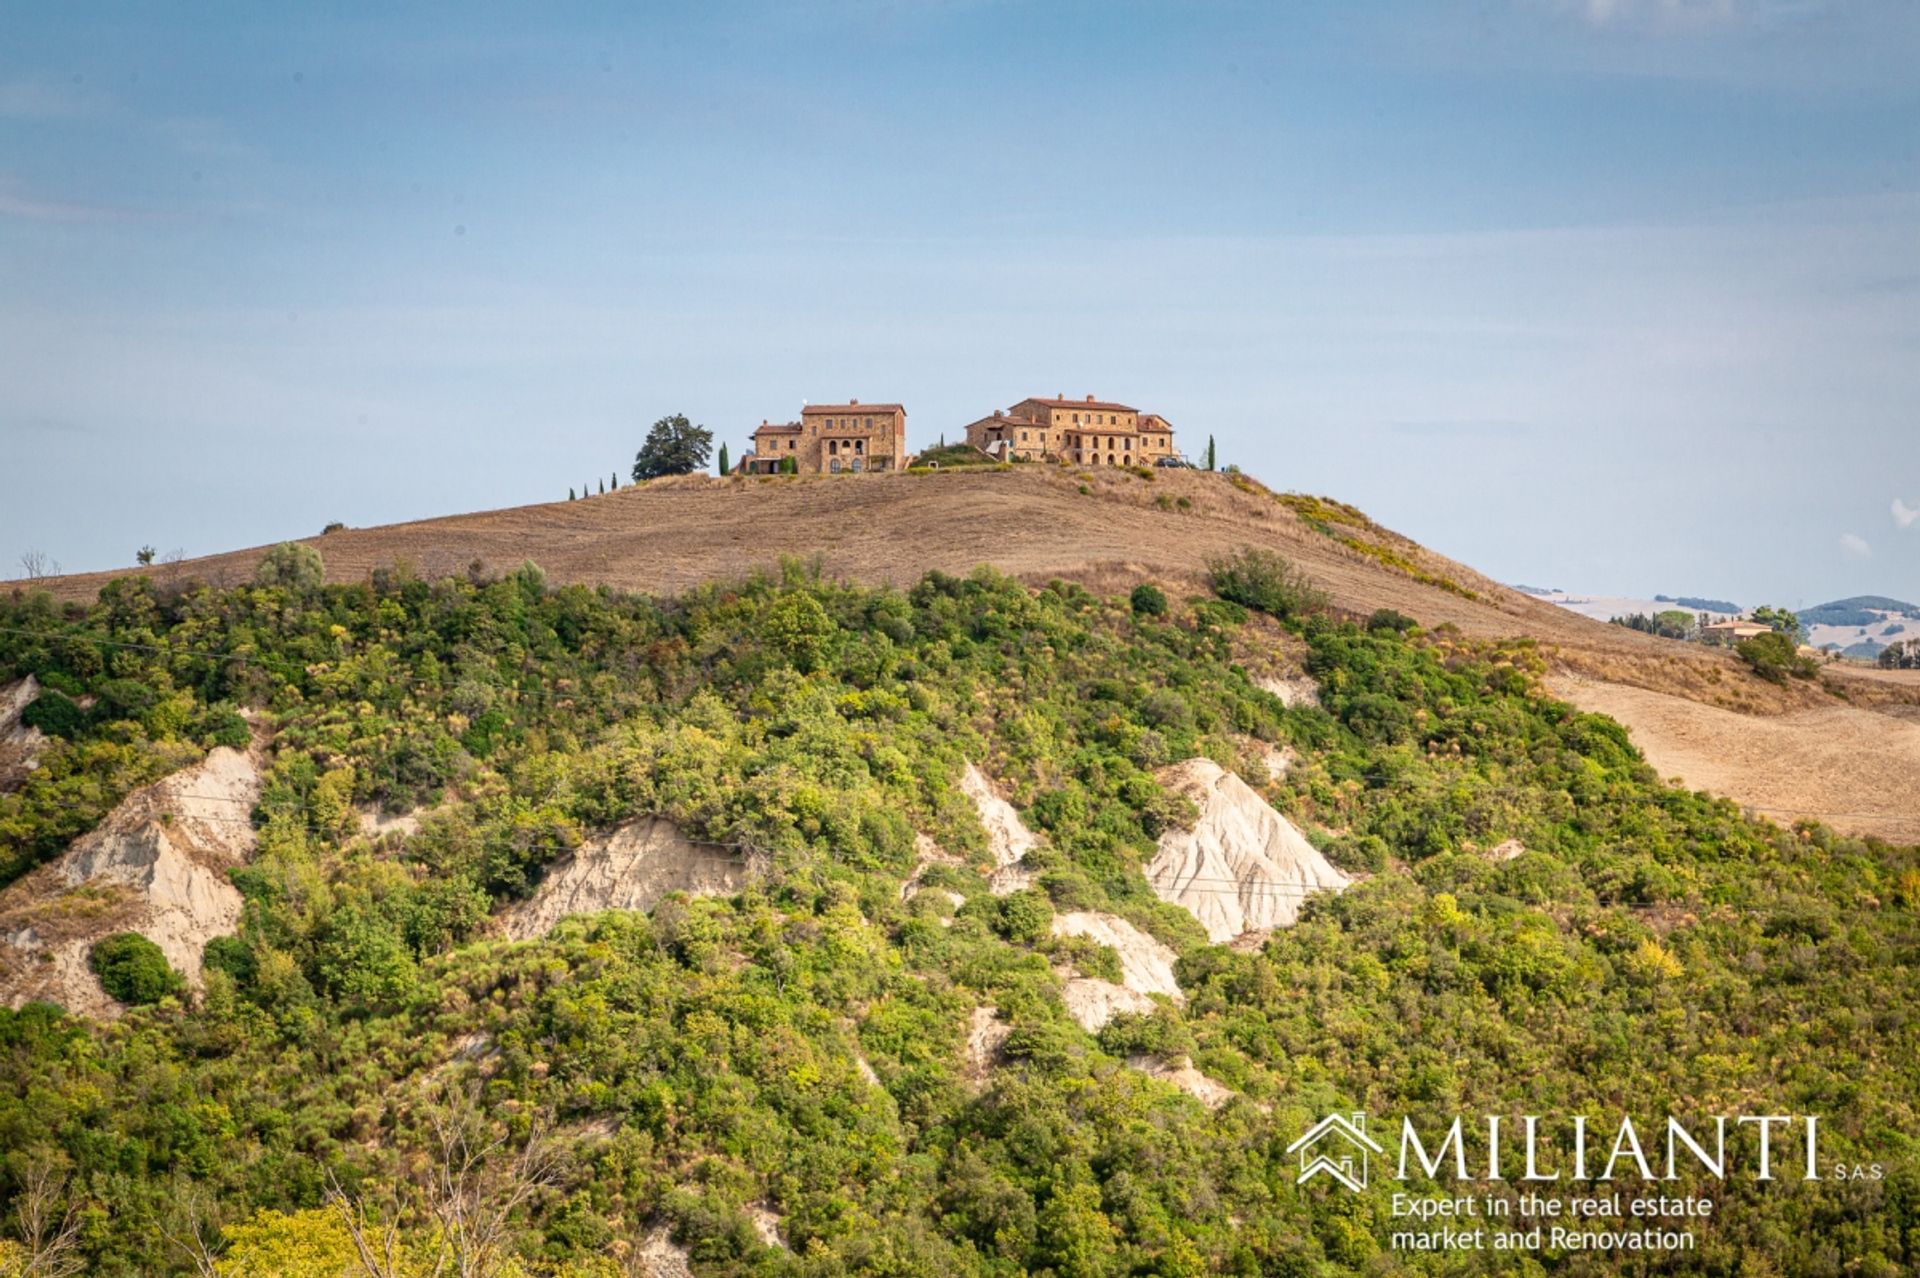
[{"xmin": 1287, "ymin": 1112, "xmax": 1385, "ymax": 1191}]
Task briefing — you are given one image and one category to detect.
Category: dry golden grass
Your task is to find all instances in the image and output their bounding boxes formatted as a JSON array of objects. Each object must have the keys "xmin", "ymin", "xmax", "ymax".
[
  {"xmin": 11, "ymin": 465, "xmax": 1916, "ymax": 837},
  {"xmin": 1548, "ymin": 674, "xmax": 1920, "ymax": 844}
]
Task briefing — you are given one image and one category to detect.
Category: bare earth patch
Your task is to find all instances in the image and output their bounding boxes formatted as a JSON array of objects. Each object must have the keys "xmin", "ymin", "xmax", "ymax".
[
  {"xmin": 1147, "ymin": 759, "xmax": 1352, "ymax": 943},
  {"xmin": 0, "ymin": 676, "xmax": 47, "ymax": 792},
  {"xmin": 504, "ymin": 817, "xmax": 749, "ymax": 940},
  {"xmin": 1050, "ymin": 911, "xmax": 1183, "ymax": 1000},
  {"xmin": 964, "ymin": 1006, "xmax": 1011, "ymax": 1080},
  {"xmin": 1127, "ymin": 1055, "xmax": 1234, "ymax": 1109},
  {"xmin": 960, "ymin": 763, "xmax": 1042, "ymax": 895},
  {"xmin": 0, "ymin": 742, "xmax": 263, "ymax": 1014},
  {"xmin": 1547, "ymin": 674, "xmax": 1920, "ymax": 845}
]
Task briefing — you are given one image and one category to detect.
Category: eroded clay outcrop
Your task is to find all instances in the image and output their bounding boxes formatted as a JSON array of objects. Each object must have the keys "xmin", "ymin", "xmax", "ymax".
[
  {"xmin": 504, "ymin": 816, "xmax": 746, "ymax": 940},
  {"xmin": 0, "ymin": 743, "xmax": 262, "ymax": 1014},
  {"xmin": 960, "ymin": 763, "xmax": 1041, "ymax": 895},
  {"xmin": 1146, "ymin": 758, "xmax": 1351, "ymax": 943},
  {"xmin": 0, "ymin": 677, "xmax": 47, "ymax": 792}
]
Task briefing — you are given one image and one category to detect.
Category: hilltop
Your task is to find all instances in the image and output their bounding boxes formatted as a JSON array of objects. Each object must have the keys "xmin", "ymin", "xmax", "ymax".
[
  {"xmin": 0, "ymin": 466, "xmax": 1759, "ymax": 677},
  {"xmin": 12, "ymin": 466, "xmax": 1920, "ymax": 842}
]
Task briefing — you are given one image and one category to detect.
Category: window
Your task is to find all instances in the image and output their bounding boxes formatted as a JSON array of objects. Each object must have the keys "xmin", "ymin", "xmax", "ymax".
[
  {"xmin": 1020, "ymin": 431, "xmax": 1028, "ymax": 442},
  {"xmin": 830, "ymin": 457, "xmax": 841, "ymax": 473},
  {"xmin": 828, "ymin": 440, "xmax": 838, "ymax": 455},
  {"xmin": 787, "ymin": 439, "xmax": 795, "ymax": 450}
]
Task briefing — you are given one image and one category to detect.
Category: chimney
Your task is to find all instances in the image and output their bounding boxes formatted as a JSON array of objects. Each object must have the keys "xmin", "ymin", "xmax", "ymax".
[
  {"xmin": 850, "ymin": 397, "xmax": 859, "ymax": 405},
  {"xmin": 1086, "ymin": 394, "xmax": 1095, "ymax": 402}
]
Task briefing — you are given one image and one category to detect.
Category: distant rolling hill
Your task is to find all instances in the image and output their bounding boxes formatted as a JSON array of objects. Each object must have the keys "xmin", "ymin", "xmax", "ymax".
[{"xmin": 1802, "ymin": 595, "xmax": 1920, "ymax": 656}]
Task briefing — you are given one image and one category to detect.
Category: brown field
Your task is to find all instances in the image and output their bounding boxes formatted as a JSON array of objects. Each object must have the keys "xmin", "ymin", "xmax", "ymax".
[
  {"xmin": 10, "ymin": 466, "xmax": 1917, "ymax": 840},
  {"xmin": 1548, "ymin": 674, "xmax": 1920, "ymax": 845}
]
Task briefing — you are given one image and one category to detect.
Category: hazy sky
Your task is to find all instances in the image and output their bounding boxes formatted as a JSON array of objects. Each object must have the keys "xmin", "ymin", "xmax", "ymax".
[{"xmin": 4, "ymin": 1, "xmax": 1917, "ymax": 607}]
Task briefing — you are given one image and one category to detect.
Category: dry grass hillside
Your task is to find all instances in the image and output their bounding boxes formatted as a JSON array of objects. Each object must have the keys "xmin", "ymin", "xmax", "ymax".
[{"xmin": 11, "ymin": 465, "xmax": 1918, "ymax": 841}]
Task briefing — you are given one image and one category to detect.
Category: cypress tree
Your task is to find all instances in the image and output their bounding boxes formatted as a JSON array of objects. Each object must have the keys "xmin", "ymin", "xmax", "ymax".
[
  {"xmin": 1206, "ymin": 435, "xmax": 1216, "ymax": 471},
  {"xmin": 568, "ymin": 488, "xmax": 575, "ymax": 501},
  {"xmin": 718, "ymin": 442, "xmax": 730, "ymax": 475},
  {"xmin": 598, "ymin": 478, "xmax": 605, "ymax": 495},
  {"xmin": 611, "ymin": 471, "xmax": 619, "ymax": 490}
]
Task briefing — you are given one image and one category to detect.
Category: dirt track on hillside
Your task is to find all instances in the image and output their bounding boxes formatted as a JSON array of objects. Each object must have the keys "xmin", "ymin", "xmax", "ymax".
[{"xmin": 12, "ymin": 467, "xmax": 1917, "ymax": 841}]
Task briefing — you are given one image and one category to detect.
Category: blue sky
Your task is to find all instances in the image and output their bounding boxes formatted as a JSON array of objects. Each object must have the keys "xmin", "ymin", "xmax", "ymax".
[{"xmin": 4, "ymin": 1, "xmax": 1917, "ymax": 606}]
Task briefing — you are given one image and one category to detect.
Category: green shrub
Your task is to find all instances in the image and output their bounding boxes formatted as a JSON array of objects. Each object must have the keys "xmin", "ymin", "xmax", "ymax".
[
  {"xmin": 191, "ymin": 705, "xmax": 252, "ymax": 749},
  {"xmin": 1129, "ymin": 583, "xmax": 1168, "ymax": 617},
  {"xmin": 202, "ymin": 935, "xmax": 257, "ymax": 987},
  {"xmin": 1736, "ymin": 631, "xmax": 1817, "ymax": 683},
  {"xmin": 90, "ymin": 932, "xmax": 185, "ymax": 1005},
  {"xmin": 1207, "ymin": 547, "xmax": 1329, "ymax": 620},
  {"xmin": 20, "ymin": 690, "xmax": 85, "ymax": 740},
  {"xmin": 254, "ymin": 542, "xmax": 325, "ymax": 593},
  {"xmin": 994, "ymin": 888, "xmax": 1054, "ymax": 944},
  {"xmin": 1367, "ymin": 608, "xmax": 1417, "ymax": 634}
]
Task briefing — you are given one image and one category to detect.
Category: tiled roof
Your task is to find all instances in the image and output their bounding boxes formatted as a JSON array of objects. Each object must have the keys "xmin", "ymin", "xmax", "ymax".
[
  {"xmin": 1016, "ymin": 396, "xmax": 1139, "ymax": 413},
  {"xmin": 801, "ymin": 402, "xmax": 905, "ymax": 416},
  {"xmin": 753, "ymin": 421, "xmax": 802, "ymax": 434}
]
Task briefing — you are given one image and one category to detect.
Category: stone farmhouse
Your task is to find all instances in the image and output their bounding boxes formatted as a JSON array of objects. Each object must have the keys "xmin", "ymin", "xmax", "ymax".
[
  {"xmin": 739, "ymin": 400, "xmax": 907, "ymax": 475},
  {"xmin": 963, "ymin": 395, "xmax": 1177, "ymax": 466}
]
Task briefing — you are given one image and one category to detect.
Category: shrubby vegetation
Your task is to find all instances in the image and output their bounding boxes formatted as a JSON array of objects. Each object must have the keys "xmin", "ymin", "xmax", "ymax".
[
  {"xmin": 88, "ymin": 932, "xmax": 184, "ymax": 1005},
  {"xmin": 1737, "ymin": 630, "xmax": 1819, "ymax": 682},
  {"xmin": 0, "ymin": 550, "xmax": 1914, "ymax": 1275}
]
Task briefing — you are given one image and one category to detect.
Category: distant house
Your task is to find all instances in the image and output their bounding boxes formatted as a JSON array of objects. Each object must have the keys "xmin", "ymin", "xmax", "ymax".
[
  {"xmin": 1702, "ymin": 618, "xmax": 1775, "ymax": 644},
  {"xmin": 738, "ymin": 400, "xmax": 907, "ymax": 475},
  {"xmin": 962, "ymin": 394, "xmax": 1178, "ymax": 466}
]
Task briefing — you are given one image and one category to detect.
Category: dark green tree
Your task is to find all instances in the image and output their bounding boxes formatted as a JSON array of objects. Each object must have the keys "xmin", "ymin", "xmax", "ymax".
[
  {"xmin": 717, "ymin": 442, "xmax": 730, "ymax": 475},
  {"xmin": 136, "ymin": 545, "xmax": 156, "ymax": 566},
  {"xmin": 598, "ymin": 478, "xmax": 604, "ymax": 495},
  {"xmin": 1751, "ymin": 605, "xmax": 1804, "ymax": 641},
  {"xmin": 1206, "ymin": 435, "xmax": 1216, "ymax": 471},
  {"xmin": 632, "ymin": 414, "xmax": 714, "ymax": 481},
  {"xmin": 90, "ymin": 932, "xmax": 185, "ymax": 1005},
  {"xmin": 610, "ymin": 471, "xmax": 619, "ymax": 490},
  {"xmin": 1737, "ymin": 631, "xmax": 1817, "ymax": 683},
  {"xmin": 568, "ymin": 488, "xmax": 575, "ymax": 501}
]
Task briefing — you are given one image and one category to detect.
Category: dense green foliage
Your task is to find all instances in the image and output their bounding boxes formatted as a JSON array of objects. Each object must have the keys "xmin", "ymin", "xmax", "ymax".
[
  {"xmin": 1128, "ymin": 584, "xmax": 1167, "ymax": 618},
  {"xmin": 1736, "ymin": 631, "xmax": 1819, "ymax": 682},
  {"xmin": 1654, "ymin": 595, "xmax": 1739, "ymax": 614},
  {"xmin": 1801, "ymin": 597, "xmax": 1920, "ymax": 629},
  {"xmin": 88, "ymin": 932, "xmax": 185, "ymax": 1006},
  {"xmin": 1206, "ymin": 548, "xmax": 1329, "ymax": 621},
  {"xmin": 1610, "ymin": 609, "xmax": 1697, "ymax": 640},
  {"xmin": 912, "ymin": 444, "xmax": 999, "ymax": 469},
  {"xmin": 0, "ymin": 555, "xmax": 1915, "ymax": 1276},
  {"xmin": 633, "ymin": 414, "xmax": 715, "ymax": 481}
]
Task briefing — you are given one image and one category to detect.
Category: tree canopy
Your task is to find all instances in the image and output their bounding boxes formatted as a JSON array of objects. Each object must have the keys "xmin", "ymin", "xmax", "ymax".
[{"xmin": 631, "ymin": 414, "xmax": 713, "ymax": 481}]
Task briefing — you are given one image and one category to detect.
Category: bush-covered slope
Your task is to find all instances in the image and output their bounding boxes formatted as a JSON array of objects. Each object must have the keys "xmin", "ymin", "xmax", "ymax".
[{"xmin": 0, "ymin": 559, "xmax": 1915, "ymax": 1276}]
